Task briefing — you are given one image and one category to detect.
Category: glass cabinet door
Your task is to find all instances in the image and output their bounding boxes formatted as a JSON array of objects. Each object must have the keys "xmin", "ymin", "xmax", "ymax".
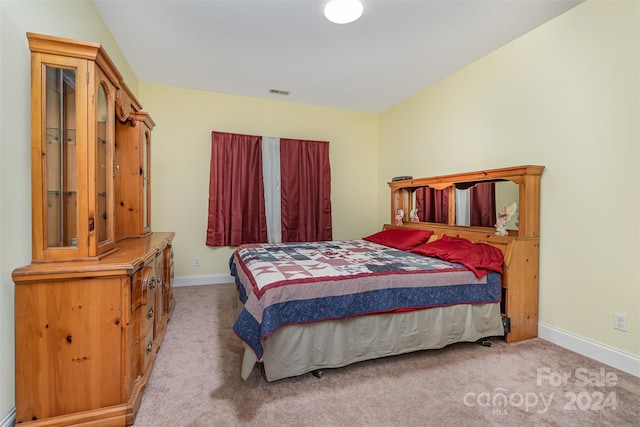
[
  {"xmin": 96, "ymin": 83, "xmax": 109, "ymax": 244},
  {"xmin": 94, "ymin": 70, "xmax": 115, "ymax": 254},
  {"xmin": 142, "ymin": 129, "xmax": 151, "ymax": 233},
  {"xmin": 45, "ymin": 66, "xmax": 78, "ymax": 248},
  {"xmin": 31, "ymin": 48, "xmax": 89, "ymax": 259}
]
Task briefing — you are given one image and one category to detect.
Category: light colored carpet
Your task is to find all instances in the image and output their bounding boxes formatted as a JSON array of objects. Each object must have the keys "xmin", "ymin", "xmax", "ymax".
[{"xmin": 133, "ymin": 284, "xmax": 640, "ymax": 426}]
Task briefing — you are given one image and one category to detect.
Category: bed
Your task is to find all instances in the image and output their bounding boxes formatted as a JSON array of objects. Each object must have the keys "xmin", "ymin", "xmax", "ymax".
[
  {"xmin": 230, "ymin": 165, "xmax": 543, "ymax": 381},
  {"xmin": 231, "ymin": 230, "xmax": 506, "ymax": 381}
]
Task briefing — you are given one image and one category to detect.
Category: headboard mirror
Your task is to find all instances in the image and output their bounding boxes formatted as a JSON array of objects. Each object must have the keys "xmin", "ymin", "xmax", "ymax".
[
  {"xmin": 493, "ymin": 181, "xmax": 519, "ymax": 230},
  {"xmin": 409, "ymin": 180, "xmax": 519, "ymax": 230},
  {"xmin": 389, "ymin": 165, "xmax": 544, "ymax": 238}
]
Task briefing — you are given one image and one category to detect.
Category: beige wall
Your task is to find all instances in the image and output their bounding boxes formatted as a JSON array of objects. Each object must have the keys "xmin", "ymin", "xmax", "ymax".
[
  {"xmin": 139, "ymin": 83, "xmax": 379, "ymax": 277},
  {"xmin": 0, "ymin": 0, "xmax": 137, "ymax": 419},
  {"xmin": 378, "ymin": 1, "xmax": 639, "ymax": 356},
  {"xmin": 1, "ymin": 0, "xmax": 638, "ymax": 422}
]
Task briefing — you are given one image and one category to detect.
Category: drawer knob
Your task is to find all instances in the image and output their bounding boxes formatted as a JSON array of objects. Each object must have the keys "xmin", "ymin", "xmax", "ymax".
[
  {"xmin": 146, "ymin": 341, "xmax": 153, "ymax": 354},
  {"xmin": 147, "ymin": 306, "xmax": 154, "ymax": 319}
]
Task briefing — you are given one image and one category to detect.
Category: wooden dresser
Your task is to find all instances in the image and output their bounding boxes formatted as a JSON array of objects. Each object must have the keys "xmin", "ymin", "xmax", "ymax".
[
  {"xmin": 13, "ymin": 33, "xmax": 174, "ymax": 426},
  {"xmin": 13, "ymin": 234, "xmax": 175, "ymax": 425}
]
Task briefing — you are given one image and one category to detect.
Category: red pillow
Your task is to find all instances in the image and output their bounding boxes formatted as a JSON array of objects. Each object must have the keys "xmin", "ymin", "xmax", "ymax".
[
  {"xmin": 363, "ymin": 229, "xmax": 433, "ymax": 251},
  {"xmin": 410, "ymin": 234, "xmax": 504, "ymax": 278}
]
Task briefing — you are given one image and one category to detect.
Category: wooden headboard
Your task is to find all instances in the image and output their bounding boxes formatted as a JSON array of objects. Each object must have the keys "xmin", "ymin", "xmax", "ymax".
[{"xmin": 386, "ymin": 165, "xmax": 544, "ymax": 343}]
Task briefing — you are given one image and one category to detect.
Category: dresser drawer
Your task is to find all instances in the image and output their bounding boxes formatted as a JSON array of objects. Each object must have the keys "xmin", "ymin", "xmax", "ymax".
[
  {"xmin": 142, "ymin": 295, "xmax": 156, "ymax": 335},
  {"xmin": 142, "ymin": 327, "xmax": 154, "ymax": 370},
  {"xmin": 140, "ymin": 265, "xmax": 157, "ymax": 336}
]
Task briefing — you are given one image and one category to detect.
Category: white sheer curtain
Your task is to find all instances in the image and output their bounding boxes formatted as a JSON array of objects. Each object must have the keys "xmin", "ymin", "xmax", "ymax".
[
  {"xmin": 261, "ymin": 136, "xmax": 282, "ymax": 243},
  {"xmin": 455, "ymin": 188, "xmax": 470, "ymax": 226}
]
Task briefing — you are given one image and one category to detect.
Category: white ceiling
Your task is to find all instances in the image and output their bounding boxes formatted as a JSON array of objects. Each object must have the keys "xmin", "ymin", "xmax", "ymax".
[{"xmin": 93, "ymin": 0, "xmax": 582, "ymax": 113}]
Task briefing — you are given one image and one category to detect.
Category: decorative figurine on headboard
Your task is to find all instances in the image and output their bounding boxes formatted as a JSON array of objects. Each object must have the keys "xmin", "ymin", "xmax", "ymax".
[
  {"xmin": 495, "ymin": 202, "xmax": 518, "ymax": 236},
  {"xmin": 395, "ymin": 209, "xmax": 404, "ymax": 226},
  {"xmin": 409, "ymin": 208, "xmax": 420, "ymax": 222}
]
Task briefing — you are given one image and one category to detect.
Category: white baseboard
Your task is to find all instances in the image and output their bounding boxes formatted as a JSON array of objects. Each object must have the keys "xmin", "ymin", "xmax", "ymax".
[
  {"xmin": 173, "ymin": 274, "xmax": 234, "ymax": 287},
  {"xmin": 1, "ymin": 407, "xmax": 15, "ymax": 427},
  {"xmin": 538, "ymin": 322, "xmax": 640, "ymax": 378}
]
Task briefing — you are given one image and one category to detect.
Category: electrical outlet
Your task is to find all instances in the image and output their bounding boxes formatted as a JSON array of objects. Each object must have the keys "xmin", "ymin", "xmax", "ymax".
[
  {"xmin": 194, "ymin": 256, "xmax": 200, "ymax": 267},
  {"xmin": 613, "ymin": 312, "xmax": 627, "ymax": 331}
]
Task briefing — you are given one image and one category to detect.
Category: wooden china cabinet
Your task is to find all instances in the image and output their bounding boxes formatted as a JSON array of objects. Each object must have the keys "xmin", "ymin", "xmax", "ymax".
[{"xmin": 12, "ymin": 33, "xmax": 175, "ymax": 426}]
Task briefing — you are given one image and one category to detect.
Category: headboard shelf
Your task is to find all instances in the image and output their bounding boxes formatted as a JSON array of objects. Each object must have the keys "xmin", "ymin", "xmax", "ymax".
[
  {"xmin": 388, "ymin": 165, "xmax": 544, "ymax": 238},
  {"xmin": 388, "ymin": 165, "xmax": 544, "ymax": 190},
  {"xmin": 387, "ymin": 165, "xmax": 544, "ymax": 343}
]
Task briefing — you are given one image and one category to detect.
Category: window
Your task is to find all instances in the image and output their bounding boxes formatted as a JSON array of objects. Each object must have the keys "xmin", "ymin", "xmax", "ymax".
[{"xmin": 206, "ymin": 132, "xmax": 332, "ymax": 247}]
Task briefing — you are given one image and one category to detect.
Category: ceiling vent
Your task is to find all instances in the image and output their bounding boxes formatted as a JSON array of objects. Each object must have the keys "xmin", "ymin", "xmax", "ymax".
[{"xmin": 269, "ymin": 89, "xmax": 290, "ymax": 96}]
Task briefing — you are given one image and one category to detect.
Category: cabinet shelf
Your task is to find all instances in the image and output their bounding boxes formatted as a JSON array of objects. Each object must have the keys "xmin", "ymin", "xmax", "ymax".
[
  {"xmin": 46, "ymin": 129, "xmax": 76, "ymax": 144},
  {"xmin": 46, "ymin": 190, "xmax": 77, "ymax": 195}
]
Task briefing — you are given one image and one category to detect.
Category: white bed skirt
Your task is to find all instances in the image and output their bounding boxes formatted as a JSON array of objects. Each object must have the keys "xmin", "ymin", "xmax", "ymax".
[{"xmin": 241, "ymin": 302, "xmax": 504, "ymax": 381}]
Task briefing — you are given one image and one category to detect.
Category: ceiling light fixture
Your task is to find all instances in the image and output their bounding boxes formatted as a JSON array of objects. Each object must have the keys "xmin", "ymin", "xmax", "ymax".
[{"xmin": 324, "ymin": 0, "xmax": 364, "ymax": 25}]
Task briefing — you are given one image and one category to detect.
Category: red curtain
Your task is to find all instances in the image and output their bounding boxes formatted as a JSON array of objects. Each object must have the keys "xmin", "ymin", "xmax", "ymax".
[
  {"xmin": 206, "ymin": 132, "xmax": 267, "ymax": 246},
  {"xmin": 280, "ymin": 138, "xmax": 332, "ymax": 242},
  {"xmin": 415, "ymin": 187, "xmax": 449, "ymax": 223},
  {"xmin": 469, "ymin": 182, "xmax": 496, "ymax": 227}
]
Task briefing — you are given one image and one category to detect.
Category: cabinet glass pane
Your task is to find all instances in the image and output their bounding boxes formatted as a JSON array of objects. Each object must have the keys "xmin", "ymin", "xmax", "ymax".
[
  {"xmin": 96, "ymin": 84, "xmax": 109, "ymax": 243},
  {"xmin": 45, "ymin": 66, "xmax": 77, "ymax": 248},
  {"xmin": 143, "ymin": 131, "xmax": 149, "ymax": 230}
]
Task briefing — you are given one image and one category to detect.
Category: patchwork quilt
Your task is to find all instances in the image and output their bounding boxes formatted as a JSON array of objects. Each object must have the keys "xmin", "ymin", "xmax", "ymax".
[{"xmin": 230, "ymin": 240, "xmax": 501, "ymax": 360}]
